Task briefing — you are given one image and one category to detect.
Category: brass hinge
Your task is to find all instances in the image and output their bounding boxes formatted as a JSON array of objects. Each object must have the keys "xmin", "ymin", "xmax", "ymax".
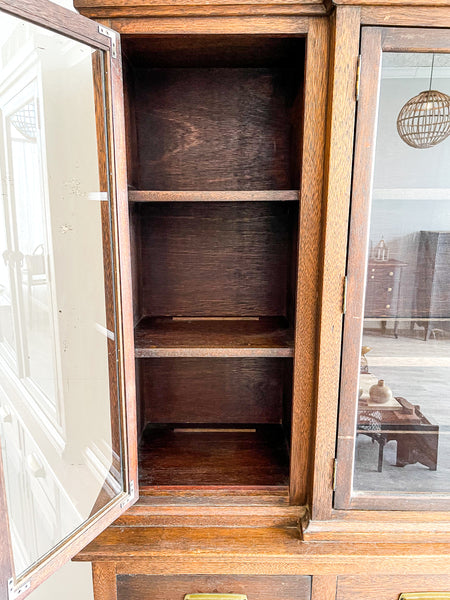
[
  {"xmin": 342, "ymin": 275, "xmax": 348, "ymax": 314},
  {"xmin": 332, "ymin": 458, "xmax": 338, "ymax": 491},
  {"xmin": 8, "ymin": 578, "xmax": 30, "ymax": 600},
  {"xmin": 355, "ymin": 54, "xmax": 361, "ymax": 101},
  {"xmin": 98, "ymin": 25, "xmax": 118, "ymax": 59}
]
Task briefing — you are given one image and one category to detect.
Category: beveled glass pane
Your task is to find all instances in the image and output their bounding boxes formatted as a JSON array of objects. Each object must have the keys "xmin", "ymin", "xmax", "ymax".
[
  {"xmin": 354, "ymin": 52, "xmax": 450, "ymax": 494},
  {"xmin": 0, "ymin": 11, "xmax": 123, "ymax": 577}
]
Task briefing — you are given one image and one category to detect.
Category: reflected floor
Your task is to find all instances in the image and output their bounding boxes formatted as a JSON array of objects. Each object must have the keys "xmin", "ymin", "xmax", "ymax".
[{"xmin": 354, "ymin": 325, "xmax": 450, "ymax": 493}]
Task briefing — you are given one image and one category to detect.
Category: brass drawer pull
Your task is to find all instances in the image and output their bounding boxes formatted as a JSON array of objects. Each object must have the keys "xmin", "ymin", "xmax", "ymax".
[
  {"xmin": 184, "ymin": 594, "xmax": 247, "ymax": 600},
  {"xmin": 399, "ymin": 594, "xmax": 450, "ymax": 600}
]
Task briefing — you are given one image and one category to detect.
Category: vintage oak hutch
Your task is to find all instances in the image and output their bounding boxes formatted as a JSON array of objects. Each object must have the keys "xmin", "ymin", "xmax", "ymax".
[{"xmin": 1, "ymin": 1, "xmax": 450, "ymax": 600}]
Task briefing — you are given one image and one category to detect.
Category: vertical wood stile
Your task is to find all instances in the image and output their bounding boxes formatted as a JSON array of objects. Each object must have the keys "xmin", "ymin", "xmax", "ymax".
[
  {"xmin": 290, "ymin": 16, "xmax": 330, "ymax": 505},
  {"xmin": 309, "ymin": 5, "xmax": 361, "ymax": 520}
]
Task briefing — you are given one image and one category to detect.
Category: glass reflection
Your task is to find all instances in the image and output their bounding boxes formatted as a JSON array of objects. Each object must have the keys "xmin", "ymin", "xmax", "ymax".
[
  {"xmin": 0, "ymin": 11, "xmax": 123, "ymax": 577},
  {"xmin": 354, "ymin": 53, "xmax": 450, "ymax": 494}
]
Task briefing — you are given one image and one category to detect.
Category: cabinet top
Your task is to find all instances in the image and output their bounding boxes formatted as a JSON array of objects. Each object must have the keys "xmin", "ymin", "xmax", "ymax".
[{"xmin": 72, "ymin": 0, "xmax": 450, "ymax": 20}]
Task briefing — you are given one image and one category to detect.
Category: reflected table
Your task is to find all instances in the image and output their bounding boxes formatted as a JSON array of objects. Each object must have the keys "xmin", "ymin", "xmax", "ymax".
[{"xmin": 357, "ymin": 396, "xmax": 439, "ymax": 473}]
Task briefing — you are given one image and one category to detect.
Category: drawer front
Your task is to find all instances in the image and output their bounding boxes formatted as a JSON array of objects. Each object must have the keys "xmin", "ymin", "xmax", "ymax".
[
  {"xmin": 337, "ymin": 575, "xmax": 450, "ymax": 600},
  {"xmin": 117, "ymin": 575, "xmax": 311, "ymax": 600}
]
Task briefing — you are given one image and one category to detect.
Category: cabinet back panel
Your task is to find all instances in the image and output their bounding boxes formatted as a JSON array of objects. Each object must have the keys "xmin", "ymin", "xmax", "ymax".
[
  {"xmin": 117, "ymin": 574, "xmax": 311, "ymax": 600},
  {"xmin": 140, "ymin": 357, "xmax": 292, "ymax": 424},
  {"xmin": 137, "ymin": 202, "xmax": 298, "ymax": 317},
  {"xmin": 133, "ymin": 67, "xmax": 302, "ymax": 190}
]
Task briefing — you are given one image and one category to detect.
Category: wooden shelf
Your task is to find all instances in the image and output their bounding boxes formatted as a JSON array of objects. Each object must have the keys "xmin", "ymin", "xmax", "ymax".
[
  {"xmin": 139, "ymin": 425, "xmax": 290, "ymax": 488},
  {"xmin": 128, "ymin": 190, "xmax": 299, "ymax": 203},
  {"xmin": 135, "ymin": 317, "xmax": 294, "ymax": 358}
]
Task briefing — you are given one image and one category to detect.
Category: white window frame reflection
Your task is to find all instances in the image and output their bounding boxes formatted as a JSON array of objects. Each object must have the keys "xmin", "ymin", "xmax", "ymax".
[{"xmin": 0, "ymin": 43, "xmax": 64, "ymax": 439}]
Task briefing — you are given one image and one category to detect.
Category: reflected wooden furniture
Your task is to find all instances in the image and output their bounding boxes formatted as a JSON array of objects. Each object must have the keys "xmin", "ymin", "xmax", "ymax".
[
  {"xmin": 364, "ymin": 259, "xmax": 407, "ymax": 338},
  {"xmin": 358, "ymin": 396, "xmax": 439, "ymax": 473}
]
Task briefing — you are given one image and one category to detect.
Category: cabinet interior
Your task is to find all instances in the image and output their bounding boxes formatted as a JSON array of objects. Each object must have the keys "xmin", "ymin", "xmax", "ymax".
[{"xmin": 124, "ymin": 35, "xmax": 305, "ymax": 490}]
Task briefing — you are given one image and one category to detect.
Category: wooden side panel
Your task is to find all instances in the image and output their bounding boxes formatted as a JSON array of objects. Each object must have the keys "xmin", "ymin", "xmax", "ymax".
[
  {"xmin": 117, "ymin": 574, "xmax": 311, "ymax": 600},
  {"xmin": 309, "ymin": 6, "xmax": 361, "ymax": 520},
  {"xmin": 289, "ymin": 16, "xmax": 329, "ymax": 505}
]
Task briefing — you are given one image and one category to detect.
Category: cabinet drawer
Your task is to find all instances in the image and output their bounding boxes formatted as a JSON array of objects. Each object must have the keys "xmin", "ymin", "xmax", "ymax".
[
  {"xmin": 337, "ymin": 575, "xmax": 450, "ymax": 600},
  {"xmin": 117, "ymin": 575, "xmax": 311, "ymax": 600}
]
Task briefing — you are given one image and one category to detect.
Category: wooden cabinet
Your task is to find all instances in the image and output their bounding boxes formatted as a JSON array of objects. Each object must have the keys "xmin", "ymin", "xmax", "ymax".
[{"xmin": 2, "ymin": 2, "xmax": 450, "ymax": 600}]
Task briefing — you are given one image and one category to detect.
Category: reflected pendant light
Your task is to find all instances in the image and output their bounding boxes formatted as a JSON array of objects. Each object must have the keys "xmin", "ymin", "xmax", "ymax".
[{"xmin": 397, "ymin": 54, "xmax": 450, "ymax": 149}]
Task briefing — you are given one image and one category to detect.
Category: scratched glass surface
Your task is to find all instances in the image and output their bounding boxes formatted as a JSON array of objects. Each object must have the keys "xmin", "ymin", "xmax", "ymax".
[
  {"xmin": 0, "ymin": 11, "xmax": 123, "ymax": 577},
  {"xmin": 354, "ymin": 53, "xmax": 450, "ymax": 494}
]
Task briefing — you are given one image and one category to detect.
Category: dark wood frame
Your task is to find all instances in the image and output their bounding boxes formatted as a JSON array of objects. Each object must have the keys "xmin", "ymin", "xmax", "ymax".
[
  {"xmin": 0, "ymin": 2, "xmax": 137, "ymax": 599},
  {"xmin": 334, "ymin": 26, "xmax": 450, "ymax": 511}
]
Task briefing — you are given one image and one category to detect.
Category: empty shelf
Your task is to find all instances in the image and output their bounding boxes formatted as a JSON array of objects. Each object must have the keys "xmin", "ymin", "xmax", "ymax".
[{"xmin": 135, "ymin": 317, "xmax": 294, "ymax": 358}]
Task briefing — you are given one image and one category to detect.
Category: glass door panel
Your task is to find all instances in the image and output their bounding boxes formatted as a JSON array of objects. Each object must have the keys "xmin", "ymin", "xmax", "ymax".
[
  {"xmin": 0, "ymin": 4, "xmax": 135, "ymax": 595},
  {"xmin": 336, "ymin": 28, "xmax": 450, "ymax": 509}
]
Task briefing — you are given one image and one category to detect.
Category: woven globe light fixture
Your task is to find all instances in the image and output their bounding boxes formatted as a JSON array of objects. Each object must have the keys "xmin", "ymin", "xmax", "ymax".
[{"xmin": 397, "ymin": 89, "xmax": 450, "ymax": 149}]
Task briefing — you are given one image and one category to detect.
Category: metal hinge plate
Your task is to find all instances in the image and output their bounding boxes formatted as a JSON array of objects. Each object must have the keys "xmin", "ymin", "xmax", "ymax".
[
  {"xmin": 342, "ymin": 275, "xmax": 348, "ymax": 314},
  {"xmin": 98, "ymin": 25, "xmax": 118, "ymax": 59},
  {"xmin": 356, "ymin": 54, "xmax": 361, "ymax": 101},
  {"xmin": 120, "ymin": 479, "xmax": 135, "ymax": 508},
  {"xmin": 8, "ymin": 578, "xmax": 30, "ymax": 600},
  {"xmin": 332, "ymin": 458, "xmax": 338, "ymax": 491}
]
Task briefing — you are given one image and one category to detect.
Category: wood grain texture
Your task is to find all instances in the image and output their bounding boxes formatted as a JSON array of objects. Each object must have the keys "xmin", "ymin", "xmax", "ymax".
[
  {"xmin": 309, "ymin": 5, "xmax": 361, "ymax": 520},
  {"xmin": 129, "ymin": 191, "xmax": 299, "ymax": 202},
  {"xmin": 312, "ymin": 575, "xmax": 338, "ymax": 600},
  {"xmin": 333, "ymin": 27, "xmax": 382, "ymax": 511},
  {"xmin": 76, "ymin": 528, "xmax": 450, "ymax": 575},
  {"xmin": 139, "ymin": 426, "xmax": 290, "ymax": 486},
  {"xmin": 109, "ymin": 17, "xmax": 313, "ymax": 35},
  {"xmin": 135, "ymin": 202, "xmax": 298, "ymax": 317},
  {"xmin": 334, "ymin": 0, "xmax": 450, "ymax": 5},
  {"xmin": 75, "ymin": 5, "xmax": 327, "ymax": 17},
  {"xmin": 289, "ymin": 17, "xmax": 329, "ymax": 505},
  {"xmin": 361, "ymin": 6, "xmax": 450, "ymax": 27},
  {"xmin": 337, "ymin": 575, "xmax": 450, "ymax": 600},
  {"xmin": 135, "ymin": 317, "xmax": 294, "ymax": 357},
  {"xmin": 132, "ymin": 67, "xmax": 302, "ymax": 190},
  {"xmin": 108, "ymin": 33, "xmax": 139, "ymax": 502},
  {"xmin": 137, "ymin": 487, "xmax": 290, "ymax": 505},
  {"xmin": 114, "ymin": 503, "xmax": 304, "ymax": 527},
  {"xmin": 304, "ymin": 512, "xmax": 450, "ymax": 542},
  {"xmin": 139, "ymin": 357, "xmax": 292, "ymax": 425},
  {"xmin": 117, "ymin": 574, "xmax": 311, "ymax": 600},
  {"xmin": 92, "ymin": 563, "xmax": 117, "ymax": 600}
]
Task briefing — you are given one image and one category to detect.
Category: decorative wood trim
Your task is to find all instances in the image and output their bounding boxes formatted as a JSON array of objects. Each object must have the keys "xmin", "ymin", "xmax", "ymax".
[
  {"xmin": 361, "ymin": 6, "xmax": 450, "ymax": 27},
  {"xmin": 75, "ymin": 527, "xmax": 450, "ymax": 575},
  {"xmin": 309, "ymin": 5, "xmax": 361, "ymax": 520},
  {"xmin": 289, "ymin": 16, "xmax": 329, "ymax": 505},
  {"xmin": 107, "ymin": 16, "xmax": 313, "ymax": 34},
  {"xmin": 75, "ymin": 4, "xmax": 329, "ymax": 18}
]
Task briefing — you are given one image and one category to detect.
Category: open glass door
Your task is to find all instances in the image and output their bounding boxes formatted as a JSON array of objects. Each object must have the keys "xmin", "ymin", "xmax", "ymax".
[{"xmin": 0, "ymin": 1, "xmax": 137, "ymax": 598}]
